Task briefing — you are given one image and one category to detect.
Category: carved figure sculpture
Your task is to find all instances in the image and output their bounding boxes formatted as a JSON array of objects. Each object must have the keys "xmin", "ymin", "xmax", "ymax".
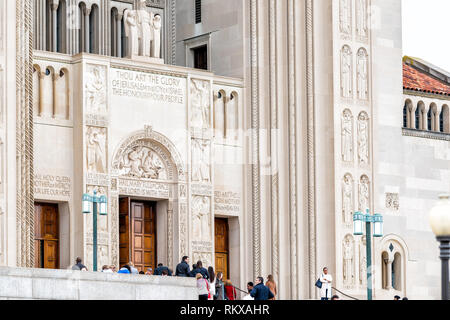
[
  {"xmin": 357, "ymin": 49, "xmax": 368, "ymax": 100},
  {"xmin": 342, "ymin": 109, "xmax": 353, "ymax": 162},
  {"xmin": 341, "ymin": 46, "xmax": 352, "ymax": 98},
  {"xmin": 342, "ymin": 174, "xmax": 353, "ymax": 224},
  {"xmin": 124, "ymin": 10, "xmax": 139, "ymax": 57},
  {"xmin": 87, "ymin": 127, "xmax": 106, "ymax": 173},
  {"xmin": 343, "ymin": 235, "xmax": 354, "ymax": 285},
  {"xmin": 152, "ymin": 14, "xmax": 162, "ymax": 58}
]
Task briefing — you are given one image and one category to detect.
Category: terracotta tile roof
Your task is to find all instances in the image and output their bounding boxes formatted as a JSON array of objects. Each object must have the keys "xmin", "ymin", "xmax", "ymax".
[{"xmin": 403, "ymin": 63, "xmax": 450, "ymax": 96}]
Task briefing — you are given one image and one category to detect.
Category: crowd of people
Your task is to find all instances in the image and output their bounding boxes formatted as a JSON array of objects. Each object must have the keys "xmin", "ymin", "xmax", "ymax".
[{"xmin": 71, "ymin": 255, "xmax": 278, "ymax": 301}]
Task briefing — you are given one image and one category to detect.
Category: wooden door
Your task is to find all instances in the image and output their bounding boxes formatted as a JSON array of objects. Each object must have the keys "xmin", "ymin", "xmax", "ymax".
[
  {"xmin": 34, "ymin": 203, "xmax": 59, "ymax": 269},
  {"xmin": 131, "ymin": 201, "xmax": 156, "ymax": 273},
  {"xmin": 215, "ymin": 218, "xmax": 229, "ymax": 279},
  {"xmin": 119, "ymin": 197, "xmax": 131, "ymax": 267}
]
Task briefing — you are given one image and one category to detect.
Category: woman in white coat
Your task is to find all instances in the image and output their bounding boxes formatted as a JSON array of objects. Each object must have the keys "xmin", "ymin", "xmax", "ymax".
[{"xmin": 319, "ymin": 267, "xmax": 333, "ymax": 300}]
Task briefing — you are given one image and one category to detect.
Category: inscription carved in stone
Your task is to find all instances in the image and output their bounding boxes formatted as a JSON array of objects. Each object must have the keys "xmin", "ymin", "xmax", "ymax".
[{"xmin": 34, "ymin": 174, "xmax": 71, "ymax": 199}]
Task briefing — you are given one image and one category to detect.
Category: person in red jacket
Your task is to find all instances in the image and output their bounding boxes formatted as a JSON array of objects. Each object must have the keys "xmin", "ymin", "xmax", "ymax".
[{"xmin": 224, "ymin": 279, "xmax": 237, "ymax": 300}]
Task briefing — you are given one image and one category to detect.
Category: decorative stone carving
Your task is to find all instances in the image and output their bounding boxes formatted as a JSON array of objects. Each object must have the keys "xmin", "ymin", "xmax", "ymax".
[
  {"xmin": 359, "ymin": 237, "xmax": 367, "ymax": 285},
  {"xmin": 341, "ymin": 109, "xmax": 354, "ymax": 162},
  {"xmin": 112, "ymin": 129, "xmax": 185, "ymax": 182},
  {"xmin": 357, "ymin": 112, "xmax": 369, "ymax": 166},
  {"xmin": 86, "ymin": 186, "xmax": 108, "ymax": 233},
  {"xmin": 358, "ymin": 175, "xmax": 370, "ymax": 212},
  {"xmin": 356, "ymin": 0, "xmax": 368, "ymax": 39},
  {"xmin": 341, "ymin": 46, "xmax": 353, "ymax": 98},
  {"xmin": 124, "ymin": 0, "xmax": 162, "ymax": 59},
  {"xmin": 179, "ymin": 203, "xmax": 188, "ymax": 257},
  {"xmin": 343, "ymin": 234, "xmax": 354, "ymax": 286},
  {"xmin": 339, "ymin": 0, "xmax": 352, "ymax": 36},
  {"xmin": 192, "ymin": 139, "xmax": 211, "ymax": 183},
  {"xmin": 85, "ymin": 66, "xmax": 107, "ymax": 114},
  {"xmin": 357, "ymin": 48, "xmax": 369, "ymax": 100},
  {"xmin": 192, "ymin": 196, "xmax": 211, "ymax": 242},
  {"xmin": 110, "ymin": 196, "xmax": 119, "ymax": 267},
  {"xmin": 192, "ymin": 252, "xmax": 212, "ymax": 269},
  {"xmin": 342, "ymin": 174, "xmax": 354, "ymax": 224},
  {"xmin": 118, "ymin": 146, "xmax": 166, "ymax": 180},
  {"xmin": 191, "ymin": 79, "xmax": 211, "ymax": 129},
  {"xmin": 86, "ymin": 127, "xmax": 107, "ymax": 173},
  {"xmin": 386, "ymin": 193, "xmax": 399, "ymax": 211}
]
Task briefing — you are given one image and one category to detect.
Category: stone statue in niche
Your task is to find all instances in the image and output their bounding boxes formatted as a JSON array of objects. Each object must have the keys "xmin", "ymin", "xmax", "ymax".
[
  {"xmin": 357, "ymin": 112, "xmax": 369, "ymax": 165},
  {"xmin": 356, "ymin": 0, "xmax": 368, "ymax": 38},
  {"xmin": 358, "ymin": 175, "xmax": 370, "ymax": 212},
  {"xmin": 343, "ymin": 235, "xmax": 354, "ymax": 285},
  {"xmin": 341, "ymin": 109, "xmax": 353, "ymax": 162},
  {"xmin": 192, "ymin": 139, "xmax": 210, "ymax": 183},
  {"xmin": 86, "ymin": 127, "xmax": 107, "ymax": 173},
  {"xmin": 85, "ymin": 66, "xmax": 106, "ymax": 113},
  {"xmin": 191, "ymin": 79, "xmax": 211, "ymax": 129},
  {"xmin": 193, "ymin": 196, "xmax": 211, "ymax": 242},
  {"xmin": 357, "ymin": 49, "xmax": 368, "ymax": 100},
  {"xmin": 119, "ymin": 146, "xmax": 166, "ymax": 179},
  {"xmin": 342, "ymin": 174, "xmax": 354, "ymax": 224},
  {"xmin": 359, "ymin": 237, "xmax": 367, "ymax": 285},
  {"xmin": 339, "ymin": 0, "xmax": 352, "ymax": 35},
  {"xmin": 152, "ymin": 15, "xmax": 162, "ymax": 59},
  {"xmin": 341, "ymin": 46, "xmax": 353, "ymax": 98},
  {"xmin": 124, "ymin": 0, "xmax": 162, "ymax": 59}
]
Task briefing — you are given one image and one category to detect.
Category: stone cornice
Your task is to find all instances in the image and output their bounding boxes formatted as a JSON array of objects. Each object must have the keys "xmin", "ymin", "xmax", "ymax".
[{"xmin": 402, "ymin": 128, "xmax": 450, "ymax": 141}]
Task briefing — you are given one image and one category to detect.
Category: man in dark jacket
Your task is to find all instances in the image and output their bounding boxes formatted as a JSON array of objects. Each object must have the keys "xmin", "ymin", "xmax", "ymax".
[
  {"xmin": 72, "ymin": 257, "xmax": 87, "ymax": 271},
  {"xmin": 250, "ymin": 277, "xmax": 274, "ymax": 300},
  {"xmin": 175, "ymin": 256, "xmax": 191, "ymax": 277},
  {"xmin": 188, "ymin": 260, "xmax": 209, "ymax": 279},
  {"xmin": 154, "ymin": 263, "xmax": 172, "ymax": 276}
]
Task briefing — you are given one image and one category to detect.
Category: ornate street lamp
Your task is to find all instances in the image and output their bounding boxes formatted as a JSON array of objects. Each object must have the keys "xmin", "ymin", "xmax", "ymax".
[
  {"xmin": 429, "ymin": 194, "xmax": 450, "ymax": 300},
  {"xmin": 82, "ymin": 190, "xmax": 108, "ymax": 271},
  {"xmin": 353, "ymin": 208, "xmax": 384, "ymax": 300}
]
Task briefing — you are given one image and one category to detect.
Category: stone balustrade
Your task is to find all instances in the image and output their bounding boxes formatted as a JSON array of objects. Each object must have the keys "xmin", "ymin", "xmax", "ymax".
[{"xmin": 0, "ymin": 267, "xmax": 198, "ymax": 300}]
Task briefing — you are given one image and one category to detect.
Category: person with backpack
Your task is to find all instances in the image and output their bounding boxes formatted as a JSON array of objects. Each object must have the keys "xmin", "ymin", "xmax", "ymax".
[{"xmin": 318, "ymin": 267, "xmax": 333, "ymax": 300}]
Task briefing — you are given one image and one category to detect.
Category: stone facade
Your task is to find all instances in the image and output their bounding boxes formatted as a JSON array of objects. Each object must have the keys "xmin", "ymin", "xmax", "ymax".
[{"xmin": 0, "ymin": 0, "xmax": 449, "ymax": 301}]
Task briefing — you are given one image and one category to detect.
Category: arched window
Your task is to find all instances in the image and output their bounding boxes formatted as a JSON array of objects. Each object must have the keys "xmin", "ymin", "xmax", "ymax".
[
  {"xmin": 403, "ymin": 102, "xmax": 408, "ymax": 128},
  {"xmin": 214, "ymin": 90, "xmax": 226, "ymax": 138},
  {"xmin": 416, "ymin": 102, "xmax": 425, "ymax": 130},
  {"xmin": 111, "ymin": 8, "xmax": 118, "ymax": 57},
  {"xmin": 428, "ymin": 103, "xmax": 438, "ymax": 131},
  {"xmin": 78, "ymin": 2, "xmax": 86, "ymax": 53},
  {"xmin": 90, "ymin": 4, "xmax": 100, "ymax": 54},
  {"xmin": 441, "ymin": 105, "xmax": 449, "ymax": 133},
  {"xmin": 379, "ymin": 237, "xmax": 408, "ymax": 295},
  {"xmin": 56, "ymin": 0, "xmax": 67, "ymax": 53},
  {"xmin": 226, "ymin": 92, "xmax": 239, "ymax": 139}
]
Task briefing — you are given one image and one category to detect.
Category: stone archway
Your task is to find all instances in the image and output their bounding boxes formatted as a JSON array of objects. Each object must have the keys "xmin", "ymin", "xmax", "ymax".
[{"xmin": 109, "ymin": 126, "xmax": 188, "ymax": 269}]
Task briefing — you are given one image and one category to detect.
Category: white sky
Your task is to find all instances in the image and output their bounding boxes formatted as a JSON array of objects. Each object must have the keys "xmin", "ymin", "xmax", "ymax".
[{"xmin": 402, "ymin": 0, "xmax": 450, "ymax": 73}]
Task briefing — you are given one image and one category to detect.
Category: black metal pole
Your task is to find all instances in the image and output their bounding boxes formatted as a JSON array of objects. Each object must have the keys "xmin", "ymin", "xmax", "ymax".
[{"xmin": 437, "ymin": 236, "xmax": 450, "ymax": 300}]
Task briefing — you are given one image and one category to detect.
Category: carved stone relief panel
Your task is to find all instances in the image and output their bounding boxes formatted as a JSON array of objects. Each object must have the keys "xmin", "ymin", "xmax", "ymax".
[
  {"xmin": 339, "ymin": 0, "xmax": 352, "ymax": 36},
  {"xmin": 356, "ymin": 0, "xmax": 368, "ymax": 39},
  {"xmin": 343, "ymin": 234, "xmax": 355, "ymax": 287},
  {"xmin": 179, "ymin": 202, "xmax": 188, "ymax": 258},
  {"xmin": 386, "ymin": 193, "xmax": 399, "ymax": 211},
  {"xmin": 358, "ymin": 175, "xmax": 370, "ymax": 212},
  {"xmin": 192, "ymin": 196, "xmax": 211, "ymax": 243},
  {"xmin": 190, "ymin": 79, "xmax": 211, "ymax": 129},
  {"xmin": 192, "ymin": 252, "xmax": 213, "ymax": 269},
  {"xmin": 85, "ymin": 65, "xmax": 107, "ymax": 114},
  {"xmin": 86, "ymin": 127, "xmax": 107, "ymax": 174},
  {"xmin": 342, "ymin": 173, "xmax": 354, "ymax": 225},
  {"xmin": 359, "ymin": 237, "xmax": 367, "ymax": 286},
  {"xmin": 86, "ymin": 186, "xmax": 109, "ymax": 234},
  {"xmin": 118, "ymin": 145, "xmax": 167, "ymax": 180},
  {"xmin": 192, "ymin": 139, "xmax": 211, "ymax": 183},
  {"xmin": 357, "ymin": 48, "xmax": 369, "ymax": 101},
  {"xmin": 341, "ymin": 109, "xmax": 354, "ymax": 163},
  {"xmin": 357, "ymin": 112, "xmax": 370, "ymax": 166},
  {"xmin": 110, "ymin": 196, "xmax": 119, "ymax": 267},
  {"xmin": 341, "ymin": 45, "xmax": 353, "ymax": 99}
]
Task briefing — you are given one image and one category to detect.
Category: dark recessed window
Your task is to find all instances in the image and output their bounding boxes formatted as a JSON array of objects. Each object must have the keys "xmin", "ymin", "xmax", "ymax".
[
  {"xmin": 193, "ymin": 45, "xmax": 208, "ymax": 70},
  {"xmin": 195, "ymin": 0, "xmax": 202, "ymax": 24}
]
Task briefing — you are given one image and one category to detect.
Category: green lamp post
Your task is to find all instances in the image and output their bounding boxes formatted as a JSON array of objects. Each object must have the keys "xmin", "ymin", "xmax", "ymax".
[
  {"xmin": 82, "ymin": 190, "xmax": 108, "ymax": 272},
  {"xmin": 353, "ymin": 208, "xmax": 384, "ymax": 300}
]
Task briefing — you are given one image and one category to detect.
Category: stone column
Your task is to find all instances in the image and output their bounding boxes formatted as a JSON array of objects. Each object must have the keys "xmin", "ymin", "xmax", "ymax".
[
  {"xmin": 51, "ymin": 1, "xmax": 59, "ymax": 52},
  {"xmin": 116, "ymin": 13, "xmax": 123, "ymax": 58},
  {"xmin": 84, "ymin": 7, "xmax": 91, "ymax": 53},
  {"xmin": 386, "ymin": 260, "xmax": 393, "ymax": 290},
  {"xmin": 38, "ymin": 71, "xmax": 44, "ymax": 116}
]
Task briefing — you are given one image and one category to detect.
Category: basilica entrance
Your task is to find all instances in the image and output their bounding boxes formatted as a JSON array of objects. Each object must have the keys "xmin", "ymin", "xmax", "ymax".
[
  {"xmin": 34, "ymin": 203, "xmax": 59, "ymax": 269},
  {"xmin": 119, "ymin": 198, "xmax": 157, "ymax": 272}
]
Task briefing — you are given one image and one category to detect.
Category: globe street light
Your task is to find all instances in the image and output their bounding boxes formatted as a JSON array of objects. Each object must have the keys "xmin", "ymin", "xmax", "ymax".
[
  {"xmin": 82, "ymin": 190, "xmax": 108, "ymax": 271},
  {"xmin": 429, "ymin": 194, "xmax": 450, "ymax": 300},
  {"xmin": 353, "ymin": 208, "xmax": 384, "ymax": 300}
]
